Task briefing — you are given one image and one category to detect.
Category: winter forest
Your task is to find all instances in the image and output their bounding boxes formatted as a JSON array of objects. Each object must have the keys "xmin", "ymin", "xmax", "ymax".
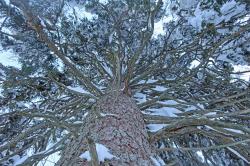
[{"xmin": 0, "ymin": 0, "xmax": 250, "ymax": 165}]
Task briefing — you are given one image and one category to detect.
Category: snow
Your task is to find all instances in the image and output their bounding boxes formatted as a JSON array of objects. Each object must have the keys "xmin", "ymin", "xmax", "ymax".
[
  {"xmin": 108, "ymin": 32, "xmax": 114, "ymax": 44},
  {"xmin": 189, "ymin": 60, "xmax": 200, "ymax": 69},
  {"xmin": 188, "ymin": 4, "xmax": 202, "ymax": 30},
  {"xmin": 11, "ymin": 155, "xmax": 28, "ymax": 166},
  {"xmin": 37, "ymin": 152, "xmax": 60, "ymax": 166},
  {"xmin": 99, "ymin": 0, "xmax": 108, "ymax": 5},
  {"xmin": 16, "ymin": 145, "xmax": 61, "ymax": 166},
  {"xmin": 138, "ymin": 79, "xmax": 158, "ymax": 84},
  {"xmin": 196, "ymin": 151, "xmax": 205, "ymax": 163},
  {"xmin": 72, "ymin": 120, "xmax": 83, "ymax": 124},
  {"xmin": 185, "ymin": 105, "xmax": 197, "ymax": 112},
  {"xmin": 204, "ymin": 125, "xmax": 223, "ymax": 134},
  {"xmin": 80, "ymin": 143, "xmax": 118, "ymax": 162},
  {"xmin": 95, "ymin": 55, "xmax": 113, "ymax": 77},
  {"xmin": 0, "ymin": 68, "xmax": 5, "ymax": 76},
  {"xmin": 33, "ymin": 140, "xmax": 63, "ymax": 166},
  {"xmin": 147, "ymin": 107, "xmax": 182, "ymax": 117},
  {"xmin": 64, "ymin": 1, "xmax": 97, "ymax": 21},
  {"xmin": 221, "ymin": 1, "xmax": 237, "ymax": 13},
  {"xmin": 153, "ymin": 85, "xmax": 167, "ymax": 92},
  {"xmin": 147, "ymin": 124, "xmax": 168, "ymax": 132},
  {"xmin": 67, "ymin": 86, "xmax": 91, "ymax": 94},
  {"xmin": 102, "ymin": 63, "xmax": 113, "ymax": 77},
  {"xmin": 188, "ymin": 0, "xmax": 246, "ymax": 31},
  {"xmin": 134, "ymin": 92, "xmax": 146, "ymax": 104},
  {"xmin": 227, "ymin": 147, "xmax": 250, "ymax": 164},
  {"xmin": 204, "ymin": 125, "xmax": 244, "ymax": 136},
  {"xmin": 80, "ymin": 152, "xmax": 90, "ymax": 161},
  {"xmin": 83, "ymin": 112, "xmax": 89, "ymax": 117},
  {"xmin": 153, "ymin": 0, "xmax": 179, "ymax": 37},
  {"xmin": 220, "ymin": 0, "xmax": 245, "ymax": 22},
  {"xmin": 0, "ymin": 17, "xmax": 12, "ymax": 35},
  {"xmin": 231, "ymin": 65, "xmax": 250, "ymax": 82},
  {"xmin": 150, "ymin": 156, "xmax": 165, "ymax": 166},
  {"xmin": 236, "ymin": 14, "xmax": 250, "ymax": 25},
  {"xmin": 215, "ymin": 32, "xmax": 249, "ymax": 65},
  {"xmin": 3, "ymin": 0, "xmax": 9, "ymax": 4},
  {"xmin": 157, "ymin": 100, "xmax": 178, "ymax": 105},
  {"xmin": 223, "ymin": 128, "xmax": 244, "ymax": 134},
  {"xmin": 188, "ymin": 3, "xmax": 216, "ymax": 31},
  {"xmin": 0, "ymin": 68, "xmax": 5, "ymax": 96},
  {"xmin": 0, "ymin": 45, "xmax": 21, "ymax": 69},
  {"xmin": 154, "ymin": 21, "xmax": 165, "ymax": 37},
  {"xmin": 0, "ymin": 1, "xmax": 248, "ymax": 165},
  {"xmin": 100, "ymin": 113, "xmax": 118, "ymax": 117},
  {"xmin": 204, "ymin": 112, "xmax": 217, "ymax": 116},
  {"xmin": 55, "ymin": 58, "xmax": 65, "ymax": 72},
  {"xmin": 179, "ymin": 0, "xmax": 198, "ymax": 9},
  {"xmin": 153, "ymin": 15, "xmax": 174, "ymax": 37}
]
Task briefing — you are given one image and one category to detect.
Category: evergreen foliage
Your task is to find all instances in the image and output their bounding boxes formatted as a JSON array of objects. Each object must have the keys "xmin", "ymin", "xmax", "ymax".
[{"xmin": 0, "ymin": 0, "xmax": 249, "ymax": 165}]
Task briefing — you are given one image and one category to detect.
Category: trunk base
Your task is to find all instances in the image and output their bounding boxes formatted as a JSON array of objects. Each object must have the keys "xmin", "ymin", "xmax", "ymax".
[{"xmin": 56, "ymin": 92, "xmax": 155, "ymax": 166}]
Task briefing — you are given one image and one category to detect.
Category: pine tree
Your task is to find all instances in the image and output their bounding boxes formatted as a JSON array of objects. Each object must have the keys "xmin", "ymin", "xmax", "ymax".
[{"xmin": 0, "ymin": 0, "xmax": 250, "ymax": 165}]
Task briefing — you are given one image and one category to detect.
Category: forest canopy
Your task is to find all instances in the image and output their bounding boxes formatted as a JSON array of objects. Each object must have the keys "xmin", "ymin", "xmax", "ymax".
[{"xmin": 0, "ymin": 0, "xmax": 250, "ymax": 165}]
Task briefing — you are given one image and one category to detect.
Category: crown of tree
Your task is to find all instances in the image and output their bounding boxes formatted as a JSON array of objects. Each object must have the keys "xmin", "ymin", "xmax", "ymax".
[{"xmin": 0, "ymin": 0, "xmax": 250, "ymax": 165}]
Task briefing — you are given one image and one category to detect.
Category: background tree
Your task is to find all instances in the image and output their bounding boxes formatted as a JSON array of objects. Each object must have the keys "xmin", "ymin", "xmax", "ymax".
[{"xmin": 0, "ymin": 0, "xmax": 250, "ymax": 165}]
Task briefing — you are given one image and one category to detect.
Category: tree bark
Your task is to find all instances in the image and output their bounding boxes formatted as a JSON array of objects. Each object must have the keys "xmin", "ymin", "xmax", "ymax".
[{"xmin": 56, "ymin": 91, "xmax": 155, "ymax": 166}]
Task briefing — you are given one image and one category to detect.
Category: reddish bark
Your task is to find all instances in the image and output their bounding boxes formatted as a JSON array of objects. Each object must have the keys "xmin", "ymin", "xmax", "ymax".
[{"xmin": 56, "ymin": 91, "xmax": 154, "ymax": 166}]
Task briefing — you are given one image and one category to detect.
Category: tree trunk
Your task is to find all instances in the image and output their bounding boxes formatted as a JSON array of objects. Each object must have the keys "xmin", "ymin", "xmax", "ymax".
[{"xmin": 56, "ymin": 91, "xmax": 155, "ymax": 166}]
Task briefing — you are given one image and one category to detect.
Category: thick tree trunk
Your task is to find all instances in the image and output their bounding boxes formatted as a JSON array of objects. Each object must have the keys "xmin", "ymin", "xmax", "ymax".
[{"xmin": 56, "ymin": 91, "xmax": 155, "ymax": 166}]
